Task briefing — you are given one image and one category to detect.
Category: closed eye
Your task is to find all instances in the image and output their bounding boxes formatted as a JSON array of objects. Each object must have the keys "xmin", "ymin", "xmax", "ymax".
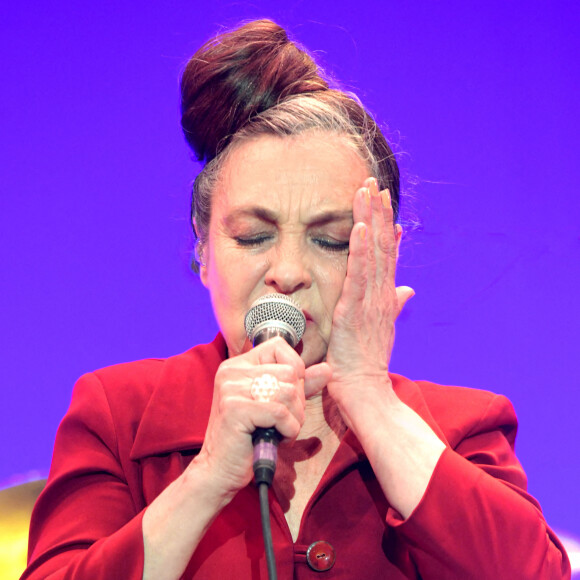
[
  {"xmin": 234, "ymin": 234, "xmax": 274, "ymax": 248},
  {"xmin": 313, "ymin": 237, "xmax": 350, "ymax": 253},
  {"xmin": 234, "ymin": 234, "xmax": 349, "ymax": 253}
]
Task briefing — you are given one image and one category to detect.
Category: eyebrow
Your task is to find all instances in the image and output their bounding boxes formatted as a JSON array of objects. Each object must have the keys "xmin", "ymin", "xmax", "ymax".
[{"xmin": 223, "ymin": 206, "xmax": 353, "ymax": 227}]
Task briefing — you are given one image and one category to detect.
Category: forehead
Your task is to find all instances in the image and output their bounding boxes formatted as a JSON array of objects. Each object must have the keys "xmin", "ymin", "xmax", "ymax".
[{"xmin": 215, "ymin": 133, "xmax": 371, "ymax": 213}]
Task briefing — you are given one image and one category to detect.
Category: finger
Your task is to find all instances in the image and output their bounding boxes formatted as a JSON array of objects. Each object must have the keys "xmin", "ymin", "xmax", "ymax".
[
  {"xmin": 340, "ymin": 221, "xmax": 368, "ymax": 307},
  {"xmin": 220, "ymin": 395, "xmax": 303, "ymax": 441},
  {"xmin": 380, "ymin": 187, "xmax": 400, "ymax": 266},
  {"xmin": 248, "ymin": 372, "xmax": 304, "ymax": 411},
  {"xmin": 304, "ymin": 362, "xmax": 332, "ymax": 398},
  {"xmin": 277, "ymin": 378, "xmax": 305, "ymax": 427},
  {"xmin": 248, "ymin": 363, "xmax": 302, "ymax": 385},
  {"xmin": 256, "ymin": 401, "xmax": 303, "ymax": 441},
  {"xmin": 369, "ymin": 179, "xmax": 385, "ymax": 284},
  {"xmin": 243, "ymin": 336, "xmax": 305, "ymax": 377},
  {"xmin": 394, "ymin": 223, "xmax": 403, "ymax": 262},
  {"xmin": 368, "ymin": 180, "xmax": 398, "ymax": 286},
  {"xmin": 364, "ymin": 176, "xmax": 395, "ymax": 228},
  {"xmin": 218, "ymin": 362, "xmax": 301, "ymax": 395},
  {"xmin": 247, "ymin": 369, "xmax": 306, "ymax": 430},
  {"xmin": 352, "ymin": 184, "xmax": 369, "ymax": 225},
  {"xmin": 395, "ymin": 285, "xmax": 415, "ymax": 318}
]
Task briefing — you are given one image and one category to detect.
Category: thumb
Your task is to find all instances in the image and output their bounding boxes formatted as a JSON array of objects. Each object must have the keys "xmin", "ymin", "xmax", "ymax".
[
  {"xmin": 304, "ymin": 363, "xmax": 332, "ymax": 399},
  {"xmin": 395, "ymin": 286, "xmax": 415, "ymax": 318}
]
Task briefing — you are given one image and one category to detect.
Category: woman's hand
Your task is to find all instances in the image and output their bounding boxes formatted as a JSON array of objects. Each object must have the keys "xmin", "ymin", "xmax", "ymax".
[
  {"xmin": 324, "ymin": 177, "xmax": 413, "ymax": 417},
  {"xmin": 143, "ymin": 338, "xmax": 329, "ymax": 580},
  {"xmin": 321, "ymin": 178, "xmax": 445, "ymax": 519},
  {"xmin": 193, "ymin": 337, "xmax": 327, "ymax": 499}
]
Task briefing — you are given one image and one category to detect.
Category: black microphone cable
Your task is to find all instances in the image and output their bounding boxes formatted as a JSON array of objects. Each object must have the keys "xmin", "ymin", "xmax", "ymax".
[{"xmin": 253, "ymin": 428, "xmax": 281, "ymax": 580}]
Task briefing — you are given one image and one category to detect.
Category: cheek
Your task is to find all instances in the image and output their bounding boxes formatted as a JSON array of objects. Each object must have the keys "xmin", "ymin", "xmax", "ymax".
[
  {"xmin": 208, "ymin": 248, "xmax": 270, "ymax": 306},
  {"xmin": 313, "ymin": 257, "xmax": 348, "ymax": 313}
]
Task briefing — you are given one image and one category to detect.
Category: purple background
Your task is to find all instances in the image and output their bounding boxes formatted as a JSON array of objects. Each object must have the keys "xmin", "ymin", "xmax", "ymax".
[{"xmin": 1, "ymin": 0, "xmax": 578, "ymax": 542}]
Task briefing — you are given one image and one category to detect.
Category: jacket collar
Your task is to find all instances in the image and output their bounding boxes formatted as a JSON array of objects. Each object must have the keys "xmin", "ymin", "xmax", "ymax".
[
  {"xmin": 129, "ymin": 334, "xmax": 448, "ymax": 462},
  {"xmin": 130, "ymin": 333, "xmax": 227, "ymax": 461},
  {"xmin": 390, "ymin": 372, "xmax": 449, "ymax": 444}
]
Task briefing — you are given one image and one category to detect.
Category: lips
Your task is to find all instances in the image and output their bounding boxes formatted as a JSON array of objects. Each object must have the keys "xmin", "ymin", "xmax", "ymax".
[{"xmin": 297, "ymin": 309, "xmax": 312, "ymax": 355}]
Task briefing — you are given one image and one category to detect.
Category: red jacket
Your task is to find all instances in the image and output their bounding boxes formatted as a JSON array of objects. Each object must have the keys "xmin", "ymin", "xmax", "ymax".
[{"xmin": 23, "ymin": 334, "xmax": 570, "ymax": 579}]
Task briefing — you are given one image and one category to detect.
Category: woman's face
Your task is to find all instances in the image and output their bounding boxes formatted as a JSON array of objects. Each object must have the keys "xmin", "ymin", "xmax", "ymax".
[{"xmin": 200, "ymin": 132, "xmax": 372, "ymax": 367}]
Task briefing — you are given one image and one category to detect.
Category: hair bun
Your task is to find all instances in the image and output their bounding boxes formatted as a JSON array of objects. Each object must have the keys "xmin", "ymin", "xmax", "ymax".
[{"xmin": 180, "ymin": 19, "xmax": 328, "ymax": 163}]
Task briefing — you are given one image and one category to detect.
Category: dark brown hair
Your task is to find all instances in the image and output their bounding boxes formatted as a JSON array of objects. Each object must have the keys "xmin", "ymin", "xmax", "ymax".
[{"xmin": 180, "ymin": 19, "xmax": 400, "ymax": 270}]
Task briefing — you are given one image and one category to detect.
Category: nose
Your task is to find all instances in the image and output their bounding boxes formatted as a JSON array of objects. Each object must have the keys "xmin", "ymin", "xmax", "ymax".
[{"xmin": 264, "ymin": 238, "xmax": 312, "ymax": 294}]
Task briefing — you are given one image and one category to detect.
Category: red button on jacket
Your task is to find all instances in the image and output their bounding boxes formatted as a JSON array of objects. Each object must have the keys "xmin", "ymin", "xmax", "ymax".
[{"xmin": 306, "ymin": 541, "xmax": 336, "ymax": 571}]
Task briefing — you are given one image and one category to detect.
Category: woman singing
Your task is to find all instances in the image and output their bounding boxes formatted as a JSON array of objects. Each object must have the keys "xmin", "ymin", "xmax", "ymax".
[{"xmin": 22, "ymin": 19, "xmax": 571, "ymax": 579}]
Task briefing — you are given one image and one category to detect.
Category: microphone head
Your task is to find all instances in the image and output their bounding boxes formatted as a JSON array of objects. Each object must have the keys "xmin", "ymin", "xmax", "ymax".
[{"xmin": 245, "ymin": 293, "xmax": 306, "ymax": 348}]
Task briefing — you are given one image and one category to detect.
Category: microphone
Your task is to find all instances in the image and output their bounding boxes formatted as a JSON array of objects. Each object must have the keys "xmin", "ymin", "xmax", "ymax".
[{"xmin": 244, "ymin": 293, "xmax": 306, "ymax": 486}]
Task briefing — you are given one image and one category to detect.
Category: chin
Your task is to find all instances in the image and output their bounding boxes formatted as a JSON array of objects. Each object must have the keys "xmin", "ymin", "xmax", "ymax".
[
  {"xmin": 296, "ymin": 321, "xmax": 328, "ymax": 367},
  {"xmin": 299, "ymin": 336, "xmax": 328, "ymax": 368}
]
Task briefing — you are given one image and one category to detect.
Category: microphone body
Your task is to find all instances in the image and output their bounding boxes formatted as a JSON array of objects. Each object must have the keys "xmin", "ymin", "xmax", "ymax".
[
  {"xmin": 251, "ymin": 428, "xmax": 281, "ymax": 486},
  {"xmin": 245, "ymin": 294, "xmax": 306, "ymax": 486}
]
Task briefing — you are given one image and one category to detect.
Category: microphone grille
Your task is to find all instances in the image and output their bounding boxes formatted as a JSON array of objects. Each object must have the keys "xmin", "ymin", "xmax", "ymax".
[{"xmin": 245, "ymin": 293, "xmax": 306, "ymax": 345}]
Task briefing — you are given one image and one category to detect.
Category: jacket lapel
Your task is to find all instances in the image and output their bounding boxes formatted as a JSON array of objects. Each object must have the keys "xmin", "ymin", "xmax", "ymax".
[{"xmin": 129, "ymin": 333, "xmax": 227, "ymax": 461}]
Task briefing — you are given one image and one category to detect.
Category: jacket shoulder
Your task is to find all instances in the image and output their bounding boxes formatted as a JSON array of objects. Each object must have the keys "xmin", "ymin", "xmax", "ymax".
[
  {"xmin": 75, "ymin": 335, "xmax": 226, "ymax": 422},
  {"xmin": 402, "ymin": 377, "xmax": 518, "ymax": 449}
]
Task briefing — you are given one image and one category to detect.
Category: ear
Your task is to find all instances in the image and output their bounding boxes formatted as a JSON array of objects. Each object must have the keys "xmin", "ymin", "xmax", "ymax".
[
  {"xmin": 195, "ymin": 239, "xmax": 209, "ymax": 287},
  {"xmin": 192, "ymin": 218, "xmax": 209, "ymax": 287},
  {"xmin": 198, "ymin": 245, "xmax": 208, "ymax": 287}
]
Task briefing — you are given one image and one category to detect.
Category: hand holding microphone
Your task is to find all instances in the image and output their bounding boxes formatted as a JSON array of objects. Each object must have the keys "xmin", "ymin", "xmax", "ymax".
[{"xmin": 244, "ymin": 293, "xmax": 306, "ymax": 486}]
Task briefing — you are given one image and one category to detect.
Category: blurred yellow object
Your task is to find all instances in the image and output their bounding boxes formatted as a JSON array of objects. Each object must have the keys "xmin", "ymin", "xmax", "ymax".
[{"xmin": 0, "ymin": 480, "xmax": 45, "ymax": 580}]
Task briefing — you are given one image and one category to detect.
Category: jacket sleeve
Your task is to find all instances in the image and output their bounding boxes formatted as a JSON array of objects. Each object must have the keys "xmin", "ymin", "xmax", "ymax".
[
  {"xmin": 22, "ymin": 373, "xmax": 146, "ymax": 580},
  {"xmin": 386, "ymin": 393, "xmax": 571, "ymax": 580}
]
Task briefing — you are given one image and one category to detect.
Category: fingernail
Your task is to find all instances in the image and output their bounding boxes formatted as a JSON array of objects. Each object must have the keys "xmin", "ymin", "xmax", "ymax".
[
  {"xmin": 359, "ymin": 224, "xmax": 366, "ymax": 241},
  {"xmin": 381, "ymin": 189, "xmax": 390, "ymax": 208},
  {"xmin": 363, "ymin": 187, "xmax": 370, "ymax": 205}
]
